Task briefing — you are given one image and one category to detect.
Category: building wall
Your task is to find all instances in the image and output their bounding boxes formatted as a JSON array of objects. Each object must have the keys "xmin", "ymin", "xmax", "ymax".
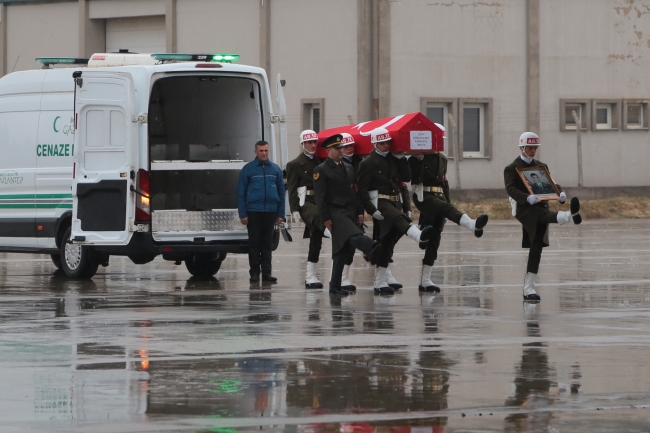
[
  {"xmin": 6, "ymin": 1, "xmax": 79, "ymax": 73},
  {"xmin": 540, "ymin": 0, "xmax": 650, "ymax": 188},
  {"xmin": 269, "ymin": 0, "xmax": 358, "ymax": 162},
  {"xmin": 1, "ymin": 0, "xmax": 649, "ymax": 188},
  {"xmin": 391, "ymin": 0, "xmax": 527, "ymax": 189}
]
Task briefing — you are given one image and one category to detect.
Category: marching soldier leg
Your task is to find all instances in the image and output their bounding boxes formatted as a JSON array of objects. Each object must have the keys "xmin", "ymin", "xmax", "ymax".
[
  {"xmin": 420, "ymin": 220, "xmax": 443, "ymax": 293},
  {"xmin": 383, "ymin": 234, "xmax": 404, "ymax": 290},
  {"xmin": 305, "ymin": 228, "xmax": 324, "ymax": 288},
  {"xmin": 523, "ymin": 224, "xmax": 546, "ymax": 302},
  {"xmin": 329, "ymin": 247, "xmax": 352, "ymax": 296},
  {"xmin": 378, "ymin": 200, "xmax": 433, "ymax": 250}
]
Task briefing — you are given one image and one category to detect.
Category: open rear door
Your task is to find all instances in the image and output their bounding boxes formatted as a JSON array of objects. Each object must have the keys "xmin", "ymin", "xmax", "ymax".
[
  {"xmin": 71, "ymin": 71, "xmax": 137, "ymax": 245},
  {"xmin": 275, "ymin": 74, "xmax": 292, "ymax": 240}
]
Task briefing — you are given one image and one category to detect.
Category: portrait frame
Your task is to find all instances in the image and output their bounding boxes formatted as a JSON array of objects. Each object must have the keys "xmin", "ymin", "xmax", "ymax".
[{"xmin": 516, "ymin": 166, "xmax": 560, "ymax": 200}]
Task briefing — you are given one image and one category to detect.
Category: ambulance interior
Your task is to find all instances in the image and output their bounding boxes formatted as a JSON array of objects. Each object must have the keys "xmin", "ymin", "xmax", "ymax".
[{"xmin": 148, "ymin": 75, "xmax": 263, "ymax": 213}]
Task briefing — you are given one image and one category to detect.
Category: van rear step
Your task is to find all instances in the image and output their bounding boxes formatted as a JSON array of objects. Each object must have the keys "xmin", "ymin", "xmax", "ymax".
[{"xmin": 152, "ymin": 209, "xmax": 244, "ymax": 233}]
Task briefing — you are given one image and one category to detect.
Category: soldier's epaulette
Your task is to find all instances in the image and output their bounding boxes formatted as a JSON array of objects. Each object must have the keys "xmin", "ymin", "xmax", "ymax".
[{"xmin": 439, "ymin": 153, "xmax": 448, "ymax": 161}]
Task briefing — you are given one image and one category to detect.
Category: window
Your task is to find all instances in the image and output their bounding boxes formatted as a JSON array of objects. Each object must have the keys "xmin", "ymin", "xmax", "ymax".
[
  {"xmin": 301, "ymin": 99, "xmax": 325, "ymax": 133},
  {"xmin": 591, "ymin": 99, "xmax": 619, "ymax": 131},
  {"xmin": 622, "ymin": 99, "xmax": 649, "ymax": 130},
  {"xmin": 459, "ymin": 98, "xmax": 492, "ymax": 159},
  {"xmin": 420, "ymin": 98, "xmax": 457, "ymax": 157},
  {"xmin": 560, "ymin": 99, "xmax": 590, "ymax": 131}
]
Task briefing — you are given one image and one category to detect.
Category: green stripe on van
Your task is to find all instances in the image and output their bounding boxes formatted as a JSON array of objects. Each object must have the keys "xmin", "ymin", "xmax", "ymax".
[
  {"xmin": 0, "ymin": 194, "xmax": 73, "ymax": 200},
  {"xmin": 0, "ymin": 204, "xmax": 73, "ymax": 209}
]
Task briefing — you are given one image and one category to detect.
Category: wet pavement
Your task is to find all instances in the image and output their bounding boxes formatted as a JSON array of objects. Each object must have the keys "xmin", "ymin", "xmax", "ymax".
[{"xmin": 1, "ymin": 220, "xmax": 650, "ymax": 432}]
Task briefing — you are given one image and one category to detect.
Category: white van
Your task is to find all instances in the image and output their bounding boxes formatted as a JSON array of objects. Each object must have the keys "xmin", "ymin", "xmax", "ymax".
[{"xmin": 0, "ymin": 53, "xmax": 289, "ymax": 279}]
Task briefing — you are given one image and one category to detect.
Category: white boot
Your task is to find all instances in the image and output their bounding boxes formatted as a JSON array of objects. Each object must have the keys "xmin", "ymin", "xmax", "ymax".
[
  {"xmin": 523, "ymin": 272, "xmax": 540, "ymax": 301},
  {"xmin": 385, "ymin": 265, "xmax": 402, "ymax": 290},
  {"xmin": 406, "ymin": 225, "xmax": 422, "ymax": 244},
  {"xmin": 459, "ymin": 214, "xmax": 476, "ymax": 232},
  {"xmin": 374, "ymin": 267, "xmax": 394, "ymax": 295},
  {"xmin": 305, "ymin": 262, "xmax": 323, "ymax": 288},
  {"xmin": 557, "ymin": 210, "xmax": 572, "ymax": 225},
  {"xmin": 419, "ymin": 264, "xmax": 440, "ymax": 292},
  {"xmin": 341, "ymin": 265, "xmax": 356, "ymax": 291}
]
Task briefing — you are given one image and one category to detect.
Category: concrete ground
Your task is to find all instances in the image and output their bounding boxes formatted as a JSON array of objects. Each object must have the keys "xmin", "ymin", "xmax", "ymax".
[{"xmin": 1, "ymin": 220, "xmax": 650, "ymax": 432}]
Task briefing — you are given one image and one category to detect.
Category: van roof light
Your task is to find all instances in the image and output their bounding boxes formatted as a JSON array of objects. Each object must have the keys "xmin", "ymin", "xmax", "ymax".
[
  {"xmin": 36, "ymin": 57, "xmax": 89, "ymax": 69},
  {"xmin": 151, "ymin": 53, "xmax": 240, "ymax": 63}
]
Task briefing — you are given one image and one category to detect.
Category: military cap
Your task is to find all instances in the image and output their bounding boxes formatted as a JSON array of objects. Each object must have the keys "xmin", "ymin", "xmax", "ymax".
[{"xmin": 321, "ymin": 134, "xmax": 345, "ymax": 148}]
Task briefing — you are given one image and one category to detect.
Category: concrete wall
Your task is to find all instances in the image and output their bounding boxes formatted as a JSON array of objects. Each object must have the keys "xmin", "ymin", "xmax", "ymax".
[
  {"xmin": 540, "ymin": 0, "xmax": 650, "ymax": 188},
  {"xmin": 391, "ymin": 0, "xmax": 526, "ymax": 189},
  {"xmin": 269, "ymin": 0, "xmax": 358, "ymax": 162},
  {"xmin": 6, "ymin": 2, "xmax": 79, "ymax": 72}
]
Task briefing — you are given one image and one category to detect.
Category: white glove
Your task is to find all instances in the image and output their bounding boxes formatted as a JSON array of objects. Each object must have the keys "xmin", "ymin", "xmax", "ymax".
[
  {"xmin": 416, "ymin": 154, "xmax": 424, "ymax": 161},
  {"xmin": 292, "ymin": 212, "xmax": 301, "ymax": 224},
  {"xmin": 372, "ymin": 210, "xmax": 384, "ymax": 220},
  {"xmin": 407, "ymin": 211, "xmax": 412, "ymax": 219},
  {"xmin": 558, "ymin": 192, "xmax": 567, "ymax": 204},
  {"xmin": 527, "ymin": 195, "xmax": 541, "ymax": 205}
]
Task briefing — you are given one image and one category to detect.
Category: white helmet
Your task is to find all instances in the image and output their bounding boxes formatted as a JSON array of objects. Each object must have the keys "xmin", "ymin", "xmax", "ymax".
[
  {"xmin": 519, "ymin": 132, "xmax": 540, "ymax": 147},
  {"xmin": 300, "ymin": 129, "xmax": 318, "ymax": 144},
  {"xmin": 341, "ymin": 133, "xmax": 355, "ymax": 146},
  {"xmin": 371, "ymin": 127, "xmax": 392, "ymax": 144}
]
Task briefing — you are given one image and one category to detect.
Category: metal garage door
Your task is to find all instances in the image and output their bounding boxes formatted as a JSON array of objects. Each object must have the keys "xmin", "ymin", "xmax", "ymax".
[{"xmin": 106, "ymin": 16, "xmax": 166, "ymax": 54}]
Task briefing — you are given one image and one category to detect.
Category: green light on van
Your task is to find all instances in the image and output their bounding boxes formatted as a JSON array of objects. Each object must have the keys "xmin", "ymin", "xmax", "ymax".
[
  {"xmin": 35, "ymin": 58, "xmax": 89, "ymax": 68},
  {"xmin": 212, "ymin": 54, "xmax": 239, "ymax": 63}
]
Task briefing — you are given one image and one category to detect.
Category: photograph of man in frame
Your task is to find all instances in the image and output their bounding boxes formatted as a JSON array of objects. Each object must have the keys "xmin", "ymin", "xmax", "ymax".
[{"xmin": 516, "ymin": 166, "xmax": 560, "ymax": 200}]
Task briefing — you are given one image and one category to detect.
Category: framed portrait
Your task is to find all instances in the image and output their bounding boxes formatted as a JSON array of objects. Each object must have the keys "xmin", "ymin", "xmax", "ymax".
[{"xmin": 516, "ymin": 166, "xmax": 560, "ymax": 200}]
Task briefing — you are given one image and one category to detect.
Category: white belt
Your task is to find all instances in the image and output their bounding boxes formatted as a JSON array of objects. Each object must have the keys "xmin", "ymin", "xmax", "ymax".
[{"xmin": 298, "ymin": 186, "xmax": 315, "ymax": 206}]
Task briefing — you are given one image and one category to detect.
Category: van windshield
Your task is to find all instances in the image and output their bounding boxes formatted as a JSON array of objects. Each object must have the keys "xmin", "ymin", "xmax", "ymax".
[{"xmin": 148, "ymin": 75, "xmax": 263, "ymax": 162}]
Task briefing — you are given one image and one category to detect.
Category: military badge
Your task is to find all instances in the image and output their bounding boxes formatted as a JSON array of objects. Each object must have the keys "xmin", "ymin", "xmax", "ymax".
[{"xmin": 313, "ymin": 173, "xmax": 320, "ymax": 180}]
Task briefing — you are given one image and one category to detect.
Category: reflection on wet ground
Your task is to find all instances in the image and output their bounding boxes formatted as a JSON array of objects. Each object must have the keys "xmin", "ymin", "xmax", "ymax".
[{"xmin": 1, "ymin": 220, "xmax": 650, "ymax": 432}]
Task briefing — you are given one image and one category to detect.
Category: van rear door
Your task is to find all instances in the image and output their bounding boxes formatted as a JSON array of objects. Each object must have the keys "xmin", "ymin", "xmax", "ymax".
[{"xmin": 71, "ymin": 71, "xmax": 137, "ymax": 245}]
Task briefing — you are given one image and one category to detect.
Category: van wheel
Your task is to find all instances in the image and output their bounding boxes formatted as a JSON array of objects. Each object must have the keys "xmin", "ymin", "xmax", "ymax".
[
  {"xmin": 60, "ymin": 228, "xmax": 99, "ymax": 279},
  {"xmin": 185, "ymin": 253, "xmax": 227, "ymax": 279},
  {"xmin": 51, "ymin": 254, "xmax": 63, "ymax": 269}
]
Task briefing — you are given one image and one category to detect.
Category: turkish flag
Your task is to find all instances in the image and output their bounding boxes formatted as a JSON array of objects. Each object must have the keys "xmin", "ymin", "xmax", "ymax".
[{"xmin": 316, "ymin": 112, "xmax": 445, "ymax": 158}]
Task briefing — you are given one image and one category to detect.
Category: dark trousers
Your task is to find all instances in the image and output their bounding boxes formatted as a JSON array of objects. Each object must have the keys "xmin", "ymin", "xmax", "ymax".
[
  {"xmin": 422, "ymin": 216, "xmax": 444, "ymax": 266},
  {"xmin": 331, "ymin": 234, "xmax": 375, "ymax": 288},
  {"xmin": 307, "ymin": 229, "xmax": 323, "ymax": 263},
  {"xmin": 527, "ymin": 223, "xmax": 547, "ymax": 274},
  {"xmin": 247, "ymin": 212, "xmax": 276, "ymax": 277}
]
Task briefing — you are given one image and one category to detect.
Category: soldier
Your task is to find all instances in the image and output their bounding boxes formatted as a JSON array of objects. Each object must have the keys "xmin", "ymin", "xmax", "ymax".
[
  {"xmin": 504, "ymin": 132, "xmax": 582, "ymax": 302},
  {"xmin": 409, "ymin": 152, "xmax": 489, "ymax": 292},
  {"xmin": 357, "ymin": 127, "xmax": 433, "ymax": 295},
  {"xmin": 286, "ymin": 130, "xmax": 328, "ymax": 288},
  {"xmin": 314, "ymin": 134, "xmax": 380, "ymax": 296},
  {"xmin": 334, "ymin": 133, "xmax": 365, "ymax": 291}
]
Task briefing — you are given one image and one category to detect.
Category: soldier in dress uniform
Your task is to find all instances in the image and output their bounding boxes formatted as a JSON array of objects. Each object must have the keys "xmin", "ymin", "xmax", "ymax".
[
  {"xmin": 332, "ymin": 133, "xmax": 365, "ymax": 291},
  {"xmin": 409, "ymin": 152, "xmax": 489, "ymax": 292},
  {"xmin": 286, "ymin": 130, "xmax": 329, "ymax": 288},
  {"xmin": 314, "ymin": 134, "xmax": 380, "ymax": 296},
  {"xmin": 357, "ymin": 127, "xmax": 433, "ymax": 295},
  {"xmin": 504, "ymin": 132, "xmax": 582, "ymax": 302}
]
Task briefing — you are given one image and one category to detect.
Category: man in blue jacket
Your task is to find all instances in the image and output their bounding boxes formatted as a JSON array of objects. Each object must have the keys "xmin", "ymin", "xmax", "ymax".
[{"xmin": 237, "ymin": 141, "xmax": 286, "ymax": 283}]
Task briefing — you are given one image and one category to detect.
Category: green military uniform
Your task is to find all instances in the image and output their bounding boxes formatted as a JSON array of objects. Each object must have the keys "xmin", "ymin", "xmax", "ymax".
[
  {"xmin": 314, "ymin": 156, "xmax": 376, "ymax": 291},
  {"xmin": 504, "ymin": 156, "xmax": 563, "ymax": 274},
  {"xmin": 286, "ymin": 153, "xmax": 324, "ymax": 263},
  {"xmin": 409, "ymin": 153, "xmax": 464, "ymax": 266}
]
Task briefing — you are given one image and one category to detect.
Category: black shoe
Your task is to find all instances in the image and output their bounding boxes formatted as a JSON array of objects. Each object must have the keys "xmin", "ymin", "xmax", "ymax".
[
  {"xmin": 262, "ymin": 274, "xmax": 277, "ymax": 283},
  {"xmin": 249, "ymin": 275, "xmax": 260, "ymax": 283},
  {"xmin": 329, "ymin": 285, "xmax": 349, "ymax": 296},
  {"xmin": 374, "ymin": 285, "xmax": 395, "ymax": 295},
  {"xmin": 474, "ymin": 214, "xmax": 489, "ymax": 238},
  {"xmin": 523, "ymin": 293, "xmax": 541, "ymax": 302},
  {"xmin": 419, "ymin": 284, "xmax": 441, "ymax": 293},
  {"xmin": 364, "ymin": 241, "xmax": 381, "ymax": 265},
  {"xmin": 305, "ymin": 281, "xmax": 324, "ymax": 289},
  {"xmin": 388, "ymin": 282, "xmax": 403, "ymax": 290},
  {"xmin": 341, "ymin": 284, "xmax": 357, "ymax": 293},
  {"xmin": 418, "ymin": 226, "xmax": 433, "ymax": 250},
  {"xmin": 571, "ymin": 197, "xmax": 582, "ymax": 225}
]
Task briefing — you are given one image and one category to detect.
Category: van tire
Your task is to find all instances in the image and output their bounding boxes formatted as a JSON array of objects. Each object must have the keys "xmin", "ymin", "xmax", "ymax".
[
  {"xmin": 185, "ymin": 253, "xmax": 226, "ymax": 279},
  {"xmin": 51, "ymin": 254, "xmax": 63, "ymax": 269},
  {"xmin": 60, "ymin": 228, "xmax": 99, "ymax": 279}
]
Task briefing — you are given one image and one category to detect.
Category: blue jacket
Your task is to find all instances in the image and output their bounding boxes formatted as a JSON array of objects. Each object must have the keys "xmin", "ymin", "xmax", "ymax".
[{"xmin": 237, "ymin": 157, "xmax": 286, "ymax": 218}]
